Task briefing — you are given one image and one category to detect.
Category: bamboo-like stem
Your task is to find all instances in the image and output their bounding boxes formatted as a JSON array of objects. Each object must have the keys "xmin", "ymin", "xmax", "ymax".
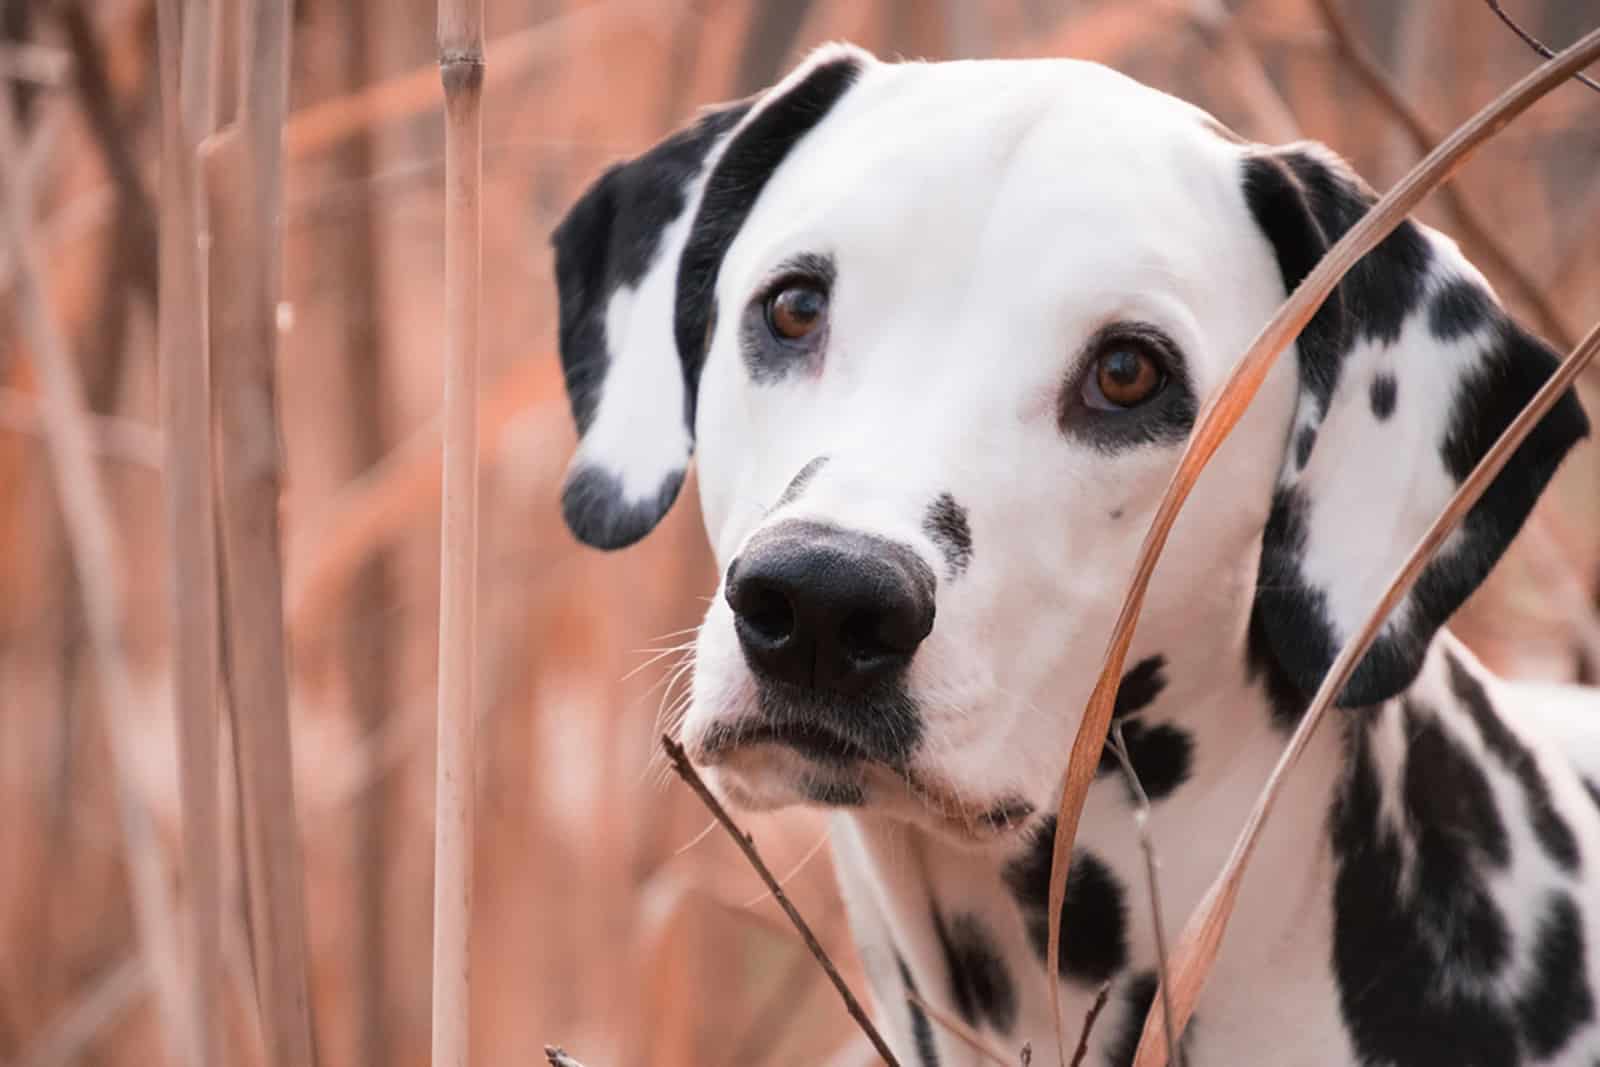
[
  {"xmin": 206, "ymin": 2, "xmax": 316, "ymax": 1063},
  {"xmin": 1043, "ymin": 24, "xmax": 1600, "ymax": 1064},
  {"xmin": 156, "ymin": 1, "xmax": 224, "ymax": 1064},
  {"xmin": 1131, "ymin": 319, "xmax": 1600, "ymax": 1066},
  {"xmin": 0, "ymin": 94, "xmax": 192, "ymax": 1067},
  {"xmin": 432, "ymin": 0, "xmax": 484, "ymax": 1063}
]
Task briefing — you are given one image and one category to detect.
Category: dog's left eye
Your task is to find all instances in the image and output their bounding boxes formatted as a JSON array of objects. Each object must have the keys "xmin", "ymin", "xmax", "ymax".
[
  {"xmin": 766, "ymin": 284, "xmax": 828, "ymax": 342},
  {"xmin": 1082, "ymin": 340, "xmax": 1167, "ymax": 410}
]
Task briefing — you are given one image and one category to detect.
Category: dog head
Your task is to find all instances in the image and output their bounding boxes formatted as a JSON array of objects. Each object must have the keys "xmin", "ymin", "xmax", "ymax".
[{"xmin": 551, "ymin": 46, "xmax": 1587, "ymax": 841}]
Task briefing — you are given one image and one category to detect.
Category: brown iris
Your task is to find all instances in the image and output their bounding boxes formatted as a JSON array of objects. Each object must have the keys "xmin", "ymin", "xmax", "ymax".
[
  {"xmin": 767, "ymin": 285, "xmax": 827, "ymax": 341},
  {"xmin": 1089, "ymin": 344, "xmax": 1164, "ymax": 409}
]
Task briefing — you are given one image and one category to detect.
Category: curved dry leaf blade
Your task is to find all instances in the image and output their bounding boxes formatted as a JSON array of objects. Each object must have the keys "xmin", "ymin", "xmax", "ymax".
[{"xmin": 1045, "ymin": 22, "xmax": 1600, "ymax": 1065}]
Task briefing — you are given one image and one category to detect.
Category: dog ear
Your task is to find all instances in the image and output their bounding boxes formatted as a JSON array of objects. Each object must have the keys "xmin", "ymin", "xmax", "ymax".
[
  {"xmin": 1242, "ymin": 145, "xmax": 1589, "ymax": 707},
  {"xmin": 552, "ymin": 45, "xmax": 868, "ymax": 550}
]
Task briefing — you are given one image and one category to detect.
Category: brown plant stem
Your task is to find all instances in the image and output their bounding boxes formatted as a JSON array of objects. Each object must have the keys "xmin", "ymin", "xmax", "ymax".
[
  {"xmin": 206, "ymin": 2, "xmax": 318, "ymax": 1062},
  {"xmin": 156, "ymin": 1, "xmax": 224, "ymax": 1063},
  {"xmin": 661, "ymin": 736, "xmax": 902, "ymax": 1067},
  {"xmin": 431, "ymin": 0, "xmax": 485, "ymax": 1063}
]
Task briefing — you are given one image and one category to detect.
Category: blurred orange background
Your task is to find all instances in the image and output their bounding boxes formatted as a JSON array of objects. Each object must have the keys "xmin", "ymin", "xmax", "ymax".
[{"xmin": 1, "ymin": 1, "xmax": 1597, "ymax": 1064}]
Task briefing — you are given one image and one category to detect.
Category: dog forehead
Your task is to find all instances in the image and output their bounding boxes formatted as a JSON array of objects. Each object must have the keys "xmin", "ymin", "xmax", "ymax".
[{"xmin": 721, "ymin": 56, "xmax": 1254, "ymax": 317}]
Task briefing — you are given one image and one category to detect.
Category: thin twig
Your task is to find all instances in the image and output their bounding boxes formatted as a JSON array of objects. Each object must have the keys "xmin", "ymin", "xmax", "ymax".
[
  {"xmin": 661, "ymin": 736, "xmax": 903, "ymax": 1067},
  {"xmin": 544, "ymin": 1047, "xmax": 588, "ymax": 1067},
  {"xmin": 1067, "ymin": 983, "xmax": 1111, "ymax": 1067},
  {"xmin": 1313, "ymin": 0, "xmax": 1577, "ymax": 348},
  {"xmin": 432, "ymin": 0, "xmax": 485, "ymax": 1063},
  {"xmin": 1485, "ymin": 1, "xmax": 1600, "ymax": 93},
  {"xmin": 1107, "ymin": 727, "xmax": 1178, "ymax": 1067},
  {"xmin": 1045, "ymin": 25, "xmax": 1600, "ymax": 1065},
  {"xmin": 0, "ymin": 388, "xmax": 162, "ymax": 467}
]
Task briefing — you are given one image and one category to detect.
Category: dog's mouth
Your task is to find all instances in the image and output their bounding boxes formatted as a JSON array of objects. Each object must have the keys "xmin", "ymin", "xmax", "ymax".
[
  {"xmin": 691, "ymin": 715, "xmax": 1035, "ymax": 844},
  {"xmin": 698, "ymin": 718, "xmax": 881, "ymax": 767}
]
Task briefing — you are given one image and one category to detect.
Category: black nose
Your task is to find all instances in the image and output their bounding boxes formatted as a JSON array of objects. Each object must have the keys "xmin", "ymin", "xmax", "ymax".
[{"xmin": 726, "ymin": 521, "xmax": 936, "ymax": 694}]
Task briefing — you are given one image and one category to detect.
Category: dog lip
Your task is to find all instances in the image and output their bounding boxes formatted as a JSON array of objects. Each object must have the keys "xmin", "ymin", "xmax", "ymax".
[{"xmin": 703, "ymin": 719, "xmax": 876, "ymax": 766}]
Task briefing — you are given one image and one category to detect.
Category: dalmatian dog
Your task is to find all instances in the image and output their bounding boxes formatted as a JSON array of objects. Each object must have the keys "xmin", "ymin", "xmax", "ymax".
[{"xmin": 550, "ymin": 44, "xmax": 1600, "ymax": 1066}]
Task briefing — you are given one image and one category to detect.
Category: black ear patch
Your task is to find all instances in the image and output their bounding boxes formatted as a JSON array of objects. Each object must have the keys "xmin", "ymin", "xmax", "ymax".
[
  {"xmin": 551, "ymin": 47, "xmax": 866, "ymax": 552},
  {"xmin": 1242, "ymin": 146, "xmax": 1589, "ymax": 707},
  {"xmin": 552, "ymin": 103, "xmax": 750, "ymax": 437},
  {"xmin": 674, "ymin": 53, "xmax": 862, "ymax": 416}
]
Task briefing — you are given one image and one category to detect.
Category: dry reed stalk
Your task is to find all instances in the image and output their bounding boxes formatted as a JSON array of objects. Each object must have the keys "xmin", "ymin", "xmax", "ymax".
[
  {"xmin": 0, "ymin": 93, "xmax": 191, "ymax": 1067},
  {"xmin": 661, "ymin": 737, "xmax": 903, "ymax": 1067},
  {"xmin": 156, "ymin": 1, "xmax": 224, "ymax": 1062},
  {"xmin": 432, "ymin": 0, "xmax": 485, "ymax": 1063},
  {"xmin": 1132, "ymin": 318, "xmax": 1600, "ymax": 1066},
  {"xmin": 201, "ymin": 0, "xmax": 318, "ymax": 1061},
  {"xmin": 1043, "ymin": 24, "xmax": 1600, "ymax": 1063}
]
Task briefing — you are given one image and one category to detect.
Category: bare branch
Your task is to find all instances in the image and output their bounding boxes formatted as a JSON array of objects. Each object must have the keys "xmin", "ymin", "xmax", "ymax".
[
  {"xmin": 661, "ymin": 736, "xmax": 903, "ymax": 1067},
  {"xmin": 1485, "ymin": 1, "xmax": 1600, "ymax": 93},
  {"xmin": 544, "ymin": 1047, "xmax": 588, "ymax": 1067},
  {"xmin": 905, "ymin": 987, "xmax": 1014, "ymax": 1067},
  {"xmin": 1046, "ymin": 24, "xmax": 1600, "ymax": 1066},
  {"xmin": 1067, "ymin": 983, "xmax": 1111, "ymax": 1067},
  {"xmin": 1313, "ymin": 0, "xmax": 1577, "ymax": 347}
]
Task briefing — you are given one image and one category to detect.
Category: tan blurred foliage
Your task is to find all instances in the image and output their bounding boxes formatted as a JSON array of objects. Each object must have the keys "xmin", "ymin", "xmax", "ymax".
[{"xmin": 0, "ymin": 1, "xmax": 1595, "ymax": 1065}]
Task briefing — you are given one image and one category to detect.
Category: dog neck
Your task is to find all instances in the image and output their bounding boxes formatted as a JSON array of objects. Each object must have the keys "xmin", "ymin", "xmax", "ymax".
[{"xmin": 829, "ymin": 593, "xmax": 1593, "ymax": 1065}]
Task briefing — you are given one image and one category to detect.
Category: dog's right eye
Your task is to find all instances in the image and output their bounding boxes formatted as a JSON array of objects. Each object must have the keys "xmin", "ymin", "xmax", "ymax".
[{"xmin": 766, "ymin": 284, "xmax": 827, "ymax": 342}]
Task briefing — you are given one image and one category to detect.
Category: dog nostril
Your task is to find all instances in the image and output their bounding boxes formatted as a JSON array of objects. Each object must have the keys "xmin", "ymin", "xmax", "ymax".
[
  {"xmin": 740, "ymin": 582, "xmax": 795, "ymax": 645},
  {"xmin": 839, "ymin": 609, "xmax": 901, "ymax": 666}
]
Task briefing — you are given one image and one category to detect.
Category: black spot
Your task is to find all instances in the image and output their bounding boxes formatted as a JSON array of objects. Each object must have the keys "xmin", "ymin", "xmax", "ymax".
[
  {"xmin": 676, "ymin": 54, "xmax": 862, "ymax": 419},
  {"xmin": 1584, "ymin": 776, "xmax": 1600, "ymax": 814},
  {"xmin": 1246, "ymin": 603, "xmax": 1309, "ymax": 730},
  {"xmin": 560, "ymin": 464, "xmax": 686, "ymax": 551},
  {"xmin": 1113, "ymin": 657, "xmax": 1167, "ymax": 719},
  {"xmin": 1103, "ymin": 971, "xmax": 1194, "ymax": 1067},
  {"xmin": 933, "ymin": 910, "xmax": 1017, "ymax": 1034},
  {"xmin": 1448, "ymin": 652, "xmax": 1580, "ymax": 873},
  {"xmin": 774, "ymin": 456, "xmax": 828, "ymax": 509},
  {"xmin": 1401, "ymin": 699, "xmax": 1510, "ymax": 871},
  {"xmin": 923, "ymin": 493, "xmax": 973, "ymax": 578},
  {"xmin": 1100, "ymin": 660, "xmax": 1190, "ymax": 800},
  {"xmin": 1516, "ymin": 891, "xmax": 1594, "ymax": 1058},
  {"xmin": 1331, "ymin": 712, "xmax": 1520, "ymax": 1066},
  {"xmin": 1294, "ymin": 424, "xmax": 1316, "ymax": 469},
  {"xmin": 897, "ymin": 955, "xmax": 941, "ymax": 1067},
  {"xmin": 1101, "ymin": 720, "xmax": 1193, "ymax": 803},
  {"xmin": 1429, "ymin": 277, "xmax": 1493, "ymax": 342},
  {"xmin": 1369, "ymin": 373, "xmax": 1397, "ymax": 420},
  {"xmin": 1003, "ymin": 820, "xmax": 1129, "ymax": 985},
  {"xmin": 551, "ymin": 102, "xmax": 749, "ymax": 435}
]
